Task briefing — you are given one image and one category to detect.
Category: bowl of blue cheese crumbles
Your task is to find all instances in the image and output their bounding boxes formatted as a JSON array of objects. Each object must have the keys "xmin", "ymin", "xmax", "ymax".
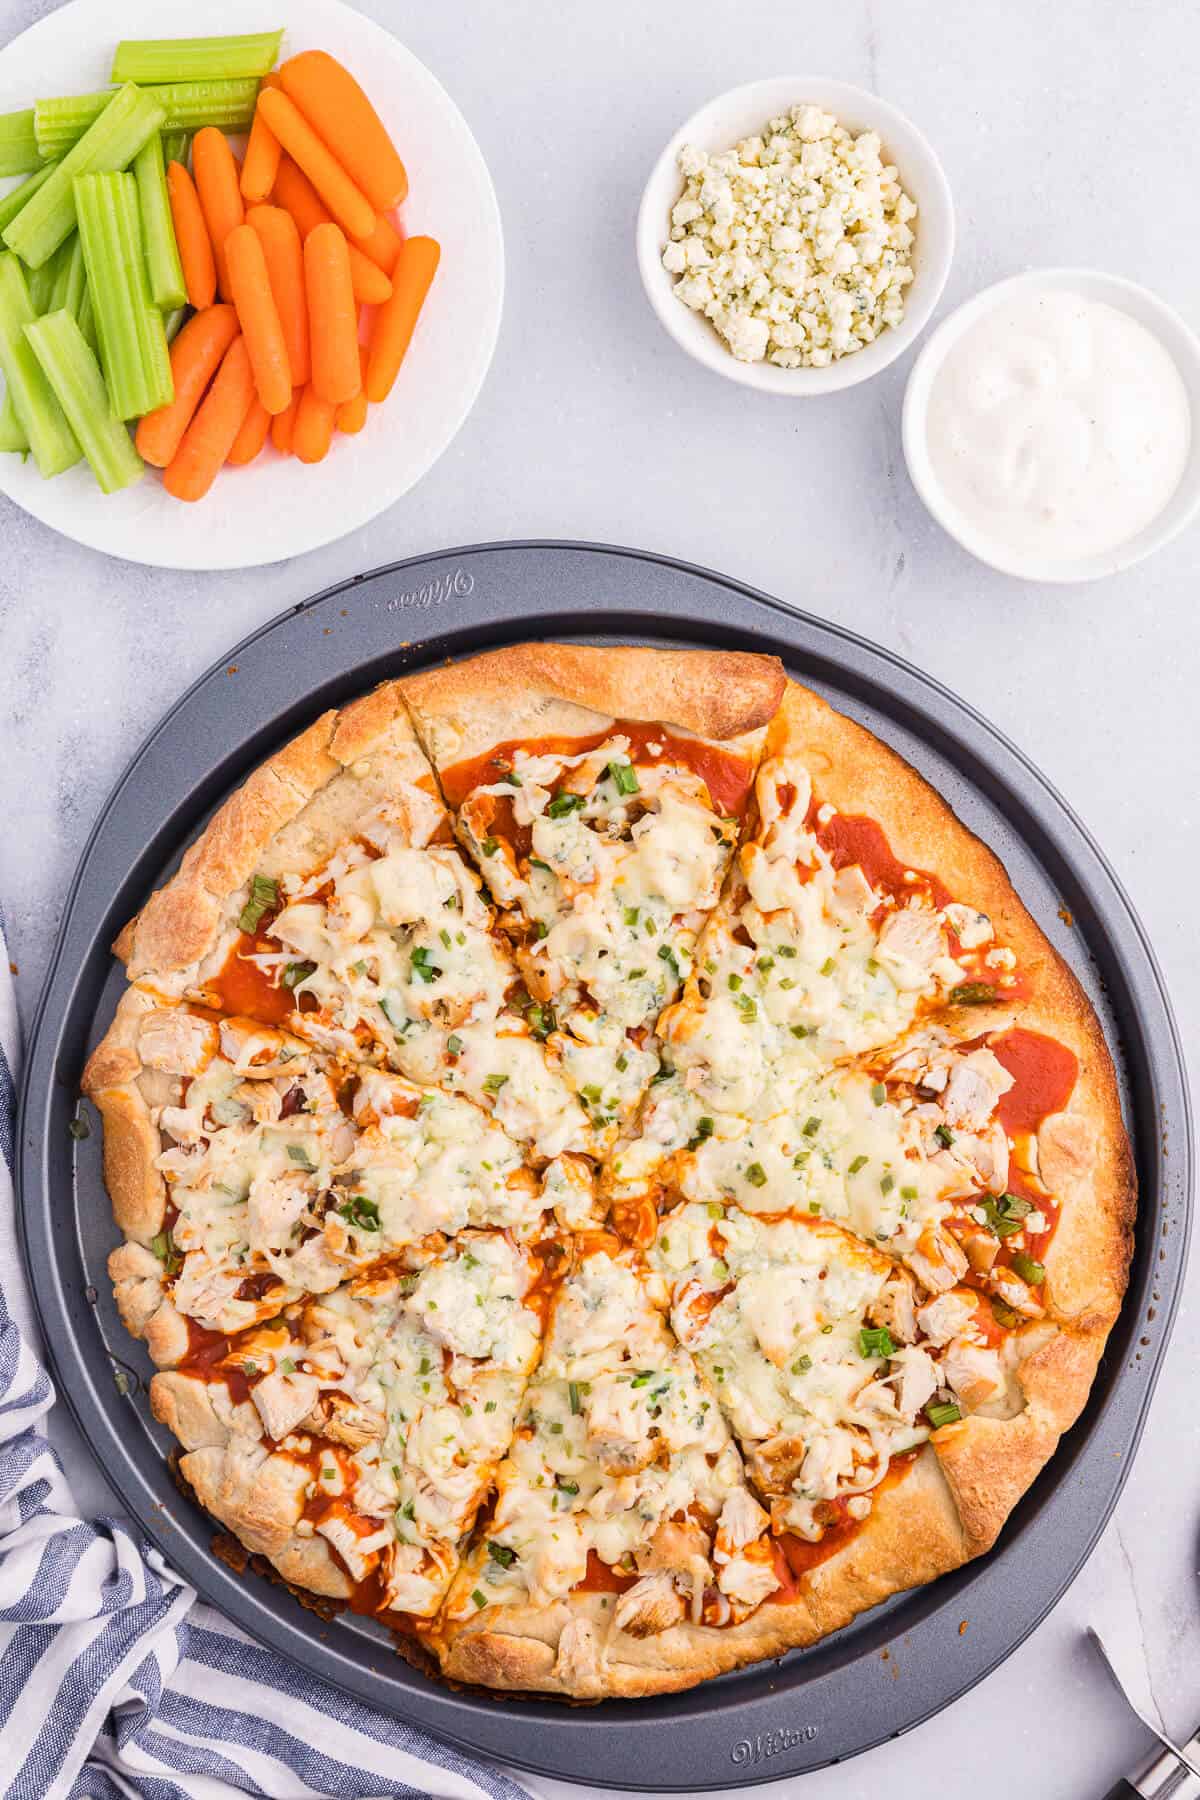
[{"xmin": 637, "ymin": 77, "xmax": 955, "ymax": 394}]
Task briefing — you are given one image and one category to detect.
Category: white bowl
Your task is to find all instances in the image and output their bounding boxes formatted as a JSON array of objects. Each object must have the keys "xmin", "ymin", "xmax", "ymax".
[
  {"xmin": 636, "ymin": 76, "xmax": 954, "ymax": 395},
  {"xmin": 902, "ymin": 268, "xmax": 1200, "ymax": 582}
]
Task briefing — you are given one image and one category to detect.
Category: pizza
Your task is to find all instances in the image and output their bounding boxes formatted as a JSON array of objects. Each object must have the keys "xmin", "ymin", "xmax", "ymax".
[{"xmin": 82, "ymin": 644, "xmax": 1134, "ymax": 1700}]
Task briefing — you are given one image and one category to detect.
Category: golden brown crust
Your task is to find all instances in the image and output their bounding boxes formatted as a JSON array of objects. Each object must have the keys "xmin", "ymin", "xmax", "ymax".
[
  {"xmin": 82, "ymin": 988, "xmax": 165, "ymax": 1243},
  {"xmin": 401, "ymin": 643, "xmax": 787, "ymax": 772}
]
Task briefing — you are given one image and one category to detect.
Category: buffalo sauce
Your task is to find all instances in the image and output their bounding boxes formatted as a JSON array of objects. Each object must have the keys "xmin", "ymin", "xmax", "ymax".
[{"xmin": 441, "ymin": 721, "xmax": 756, "ymax": 819}]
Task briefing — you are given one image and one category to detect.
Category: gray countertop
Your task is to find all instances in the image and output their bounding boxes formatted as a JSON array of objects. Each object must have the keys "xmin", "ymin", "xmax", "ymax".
[{"xmin": 2, "ymin": 0, "xmax": 1197, "ymax": 1794}]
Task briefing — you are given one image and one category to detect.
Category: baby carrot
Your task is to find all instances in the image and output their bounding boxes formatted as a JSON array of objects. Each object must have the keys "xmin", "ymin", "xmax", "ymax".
[
  {"xmin": 366, "ymin": 235, "xmax": 440, "ymax": 403},
  {"xmin": 227, "ymin": 393, "xmax": 270, "ymax": 463},
  {"xmin": 192, "ymin": 125, "xmax": 243, "ymax": 300},
  {"xmin": 135, "ymin": 301, "xmax": 238, "ymax": 465},
  {"xmin": 336, "ymin": 344, "xmax": 369, "ymax": 434},
  {"xmin": 246, "ymin": 203, "xmax": 309, "ymax": 388},
  {"xmin": 239, "ymin": 71, "xmax": 282, "ymax": 205},
  {"xmin": 225, "ymin": 221, "xmax": 292, "ymax": 413},
  {"xmin": 355, "ymin": 207, "xmax": 400, "ymax": 274},
  {"xmin": 272, "ymin": 156, "xmax": 392, "ymax": 305},
  {"xmin": 292, "ymin": 381, "xmax": 335, "ymax": 463},
  {"xmin": 256, "ymin": 88, "xmax": 375, "ymax": 242},
  {"xmin": 164, "ymin": 331, "xmax": 254, "ymax": 499},
  {"xmin": 166, "ymin": 159, "xmax": 215, "ymax": 309},
  {"xmin": 270, "ymin": 388, "xmax": 298, "ymax": 452},
  {"xmin": 304, "ymin": 221, "xmax": 360, "ymax": 405},
  {"xmin": 279, "ymin": 51, "xmax": 407, "ymax": 212}
]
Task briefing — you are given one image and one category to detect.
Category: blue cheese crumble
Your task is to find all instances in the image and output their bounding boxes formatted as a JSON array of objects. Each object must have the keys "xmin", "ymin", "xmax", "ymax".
[{"xmin": 662, "ymin": 103, "xmax": 917, "ymax": 368}]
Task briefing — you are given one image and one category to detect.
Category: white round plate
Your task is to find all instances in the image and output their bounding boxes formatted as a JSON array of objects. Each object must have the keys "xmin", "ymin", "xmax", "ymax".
[{"xmin": 0, "ymin": 0, "xmax": 503, "ymax": 568}]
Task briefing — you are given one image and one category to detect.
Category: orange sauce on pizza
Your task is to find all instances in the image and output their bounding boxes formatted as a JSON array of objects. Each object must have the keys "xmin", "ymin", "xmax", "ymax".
[
  {"xmin": 770, "ymin": 1452, "xmax": 918, "ymax": 1599},
  {"xmin": 990, "ymin": 1028, "xmax": 1079, "ymax": 1133},
  {"xmin": 441, "ymin": 722, "xmax": 756, "ymax": 818},
  {"xmin": 575, "ymin": 1550, "xmax": 639, "ymax": 1594},
  {"xmin": 208, "ymin": 933, "xmax": 296, "ymax": 1026},
  {"xmin": 806, "ymin": 800, "xmax": 952, "ymax": 911}
]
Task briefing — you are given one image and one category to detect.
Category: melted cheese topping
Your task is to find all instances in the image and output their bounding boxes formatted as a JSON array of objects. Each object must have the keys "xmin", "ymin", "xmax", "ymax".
[
  {"xmin": 261, "ymin": 1234, "xmax": 544, "ymax": 1616},
  {"xmin": 450, "ymin": 1247, "xmax": 778, "ymax": 1626},
  {"xmin": 650, "ymin": 1207, "xmax": 999, "ymax": 1540},
  {"xmin": 457, "ymin": 743, "xmax": 738, "ymax": 1143}
]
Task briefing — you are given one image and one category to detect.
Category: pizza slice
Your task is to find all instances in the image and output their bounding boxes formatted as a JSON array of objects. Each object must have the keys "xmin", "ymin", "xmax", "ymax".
[
  {"xmin": 150, "ymin": 1229, "xmax": 558, "ymax": 1620},
  {"xmin": 432, "ymin": 1236, "xmax": 786, "ymax": 1695},
  {"xmin": 86, "ymin": 989, "xmax": 597, "ymax": 1370},
  {"xmin": 402, "ymin": 645, "xmax": 785, "ymax": 1147},
  {"xmin": 111, "ymin": 678, "xmax": 591, "ymax": 1162}
]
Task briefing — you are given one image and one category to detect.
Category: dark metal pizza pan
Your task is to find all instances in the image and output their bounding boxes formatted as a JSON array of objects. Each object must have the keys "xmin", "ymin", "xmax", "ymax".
[{"xmin": 17, "ymin": 542, "xmax": 1190, "ymax": 1791}]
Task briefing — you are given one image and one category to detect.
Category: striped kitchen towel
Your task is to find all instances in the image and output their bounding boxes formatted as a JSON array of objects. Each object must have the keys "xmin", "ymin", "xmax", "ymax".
[{"xmin": 0, "ymin": 930, "xmax": 533, "ymax": 1800}]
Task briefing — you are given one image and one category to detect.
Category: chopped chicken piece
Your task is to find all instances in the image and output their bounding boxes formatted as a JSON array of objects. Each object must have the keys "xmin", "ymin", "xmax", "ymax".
[{"xmin": 614, "ymin": 1570, "xmax": 687, "ymax": 1637}]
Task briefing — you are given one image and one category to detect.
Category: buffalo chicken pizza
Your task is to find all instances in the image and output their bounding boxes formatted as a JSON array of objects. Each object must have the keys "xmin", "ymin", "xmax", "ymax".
[{"xmin": 83, "ymin": 644, "xmax": 1133, "ymax": 1699}]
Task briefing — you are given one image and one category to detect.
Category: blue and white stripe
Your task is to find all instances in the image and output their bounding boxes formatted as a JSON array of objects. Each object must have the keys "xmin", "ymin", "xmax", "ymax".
[{"xmin": 0, "ymin": 937, "xmax": 533, "ymax": 1800}]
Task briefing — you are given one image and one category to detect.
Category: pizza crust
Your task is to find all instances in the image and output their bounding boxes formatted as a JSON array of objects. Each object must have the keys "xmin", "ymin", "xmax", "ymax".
[{"xmin": 401, "ymin": 642, "xmax": 787, "ymax": 772}]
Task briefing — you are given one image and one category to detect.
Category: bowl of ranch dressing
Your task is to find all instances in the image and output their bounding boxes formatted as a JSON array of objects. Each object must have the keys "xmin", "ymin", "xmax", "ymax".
[{"xmin": 902, "ymin": 268, "xmax": 1200, "ymax": 581}]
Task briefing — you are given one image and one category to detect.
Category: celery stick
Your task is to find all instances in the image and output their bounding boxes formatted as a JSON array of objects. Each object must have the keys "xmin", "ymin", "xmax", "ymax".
[
  {"xmin": 75, "ymin": 171, "xmax": 171, "ymax": 419},
  {"xmin": 49, "ymin": 233, "xmax": 87, "ymax": 317},
  {"xmin": 35, "ymin": 80, "xmax": 257, "ymax": 159},
  {"xmin": 0, "ymin": 110, "xmax": 42, "ymax": 177},
  {"xmin": 26, "ymin": 247, "xmax": 61, "ymax": 315},
  {"xmin": 111, "ymin": 32, "xmax": 282, "ymax": 84},
  {"xmin": 0, "ymin": 254, "xmax": 80, "ymax": 474},
  {"xmin": 26, "ymin": 309, "xmax": 143, "ymax": 493},
  {"xmin": 5, "ymin": 85, "xmax": 165, "ymax": 269},
  {"xmin": 0, "ymin": 386, "xmax": 28, "ymax": 452},
  {"xmin": 77, "ymin": 283, "xmax": 97, "ymax": 355},
  {"xmin": 133, "ymin": 132, "xmax": 185, "ymax": 310},
  {"xmin": 0, "ymin": 161, "xmax": 58, "ymax": 235},
  {"xmin": 163, "ymin": 304, "xmax": 187, "ymax": 343},
  {"xmin": 161, "ymin": 129, "xmax": 190, "ymax": 168}
]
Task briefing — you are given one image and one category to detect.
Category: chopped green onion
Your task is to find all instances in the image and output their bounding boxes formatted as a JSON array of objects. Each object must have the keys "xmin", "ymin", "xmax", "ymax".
[
  {"xmin": 479, "ymin": 836, "xmax": 499, "ymax": 857},
  {"xmin": 792, "ymin": 1354, "xmax": 813, "ymax": 1374},
  {"xmin": 238, "ymin": 873, "xmax": 278, "ymax": 934},
  {"xmin": 848, "ymin": 1154, "xmax": 868, "ymax": 1175},
  {"xmin": 282, "ymin": 959, "xmax": 316, "ymax": 989},
  {"xmin": 483, "ymin": 1072, "xmax": 508, "ymax": 1094},
  {"xmin": 735, "ymin": 994, "xmax": 757, "ymax": 1022},
  {"xmin": 871, "ymin": 1082, "xmax": 886, "ymax": 1105},
  {"xmin": 486, "ymin": 1540, "xmax": 516, "ymax": 1567},
  {"xmin": 410, "ymin": 945, "xmax": 439, "ymax": 982},
  {"xmin": 607, "ymin": 761, "xmax": 639, "ymax": 796},
  {"xmin": 745, "ymin": 1161, "xmax": 767, "ymax": 1188},
  {"xmin": 111, "ymin": 33, "xmax": 283, "ymax": 85},
  {"xmin": 446, "ymin": 1033, "xmax": 463, "ymax": 1057},
  {"xmin": 926, "ymin": 1400, "xmax": 962, "ymax": 1429},
  {"xmin": 24, "ymin": 308, "xmax": 142, "ymax": 493},
  {"xmin": 819, "ymin": 956, "xmax": 836, "ymax": 977},
  {"xmin": 688, "ymin": 1116, "xmax": 714, "ymax": 1151},
  {"xmin": 150, "ymin": 1227, "xmax": 182, "ymax": 1275},
  {"xmin": 949, "ymin": 982, "xmax": 998, "ymax": 1006},
  {"xmin": 979, "ymin": 1192, "xmax": 1032, "ymax": 1238},
  {"xmin": 0, "ymin": 255, "xmax": 80, "ymax": 475},
  {"xmin": 858, "ymin": 1325, "xmax": 895, "ymax": 1358},
  {"xmin": 802, "ymin": 1115, "xmax": 821, "ymax": 1137},
  {"xmin": 338, "ymin": 1194, "xmax": 380, "ymax": 1232},
  {"xmin": 6, "ymin": 85, "xmax": 166, "ymax": 269},
  {"xmin": 789, "ymin": 1023, "xmax": 811, "ymax": 1039},
  {"xmin": 546, "ymin": 791, "xmax": 584, "ymax": 819},
  {"xmin": 133, "ymin": 130, "xmax": 185, "ymax": 309},
  {"xmin": 1011, "ymin": 1250, "xmax": 1045, "ymax": 1286},
  {"xmin": 286, "ymin": 1143, "xmax": 315, "ymax": 1171},
  {"xmin": 471, "ymin": 1589, "xmax": 487, "ymax": 1609},
  {"xmin": 568, "ymin": 1381, "xmax": 581, "ymax": 1415},
  {"xmin": 934, "ymin": 1123, "xmax": 955, "ymax": 1148}
]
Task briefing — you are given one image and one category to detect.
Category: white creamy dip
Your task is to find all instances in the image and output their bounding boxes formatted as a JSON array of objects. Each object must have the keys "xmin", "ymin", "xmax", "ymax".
[{"xmin": 924, "ymin": 288, "xmax": 1191, "ymax": 563}]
